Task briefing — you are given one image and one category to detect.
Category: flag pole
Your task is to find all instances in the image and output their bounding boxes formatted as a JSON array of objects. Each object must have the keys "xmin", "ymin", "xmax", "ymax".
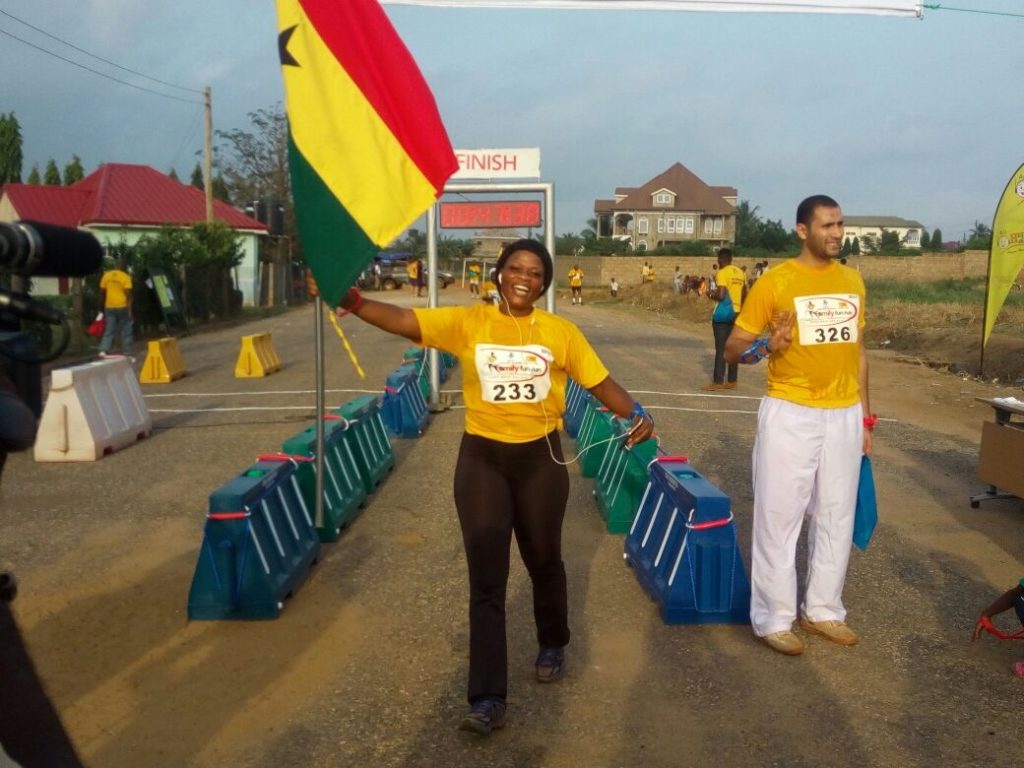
[
  {"xmin": 426, "ymin": 203, "xmax": 443, "ymax": 411},
  {"xmin": 314, "ymin": 293, "xmax": 326, "ymax": 530}
]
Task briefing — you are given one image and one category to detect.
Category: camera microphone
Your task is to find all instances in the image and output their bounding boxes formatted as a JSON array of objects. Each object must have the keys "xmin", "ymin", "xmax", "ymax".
[{"xmin": 0, "ymin": 220, "xmax": 103, "ymax": 277}]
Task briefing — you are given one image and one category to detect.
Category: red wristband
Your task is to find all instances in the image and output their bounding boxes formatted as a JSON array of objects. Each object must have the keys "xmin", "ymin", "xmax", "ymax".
[
  {"xmin": 863, "ymin": 414, "xmax": 878, "ymax": 431},
  {"xmin": 335, "ymin": 286, "xmax": 363, "ymax": 317}
]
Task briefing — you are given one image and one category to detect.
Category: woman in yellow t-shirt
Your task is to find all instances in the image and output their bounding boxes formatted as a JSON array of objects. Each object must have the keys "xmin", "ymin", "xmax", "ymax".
[{"xmin": 336, "ymin": 239, "xmax": 654, "ymax": 735}]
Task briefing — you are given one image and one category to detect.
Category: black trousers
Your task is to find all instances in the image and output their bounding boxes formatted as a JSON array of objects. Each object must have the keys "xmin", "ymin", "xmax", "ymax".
[
  {"xmin": 712, "ymin": 320, "xmax": 738, "ymax": 384},
  {"xmin": 453, "ymin": 432, "xmax": 570, "ymax": 703}
]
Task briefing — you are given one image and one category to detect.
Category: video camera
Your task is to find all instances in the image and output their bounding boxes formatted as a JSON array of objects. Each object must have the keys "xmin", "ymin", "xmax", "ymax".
[{"xmin": 0, "ymin": 220, "xmax": 102, "ymax": 428}]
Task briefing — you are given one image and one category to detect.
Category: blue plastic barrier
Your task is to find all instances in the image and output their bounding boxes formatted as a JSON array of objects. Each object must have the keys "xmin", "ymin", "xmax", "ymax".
[
  {"xmin": 624, "ymin": 456, "xmax": 751, "ymax": 625},
  {"xmin": 188, "ymin": 459, "xmax": 321, "ymax": 620},
  {"xmin": 333, "ymin": 396, "xmax": 395, "ymax": 492},
  {"xmin": 281, "ymin": 418, "xmax": 368, "ymax": 542},
  {"xmin": 380, "ymin": 365, "xmax": 429, "ymax": 438},
  {"xmin": 563, "ymin": 378, "xmax": 590, "ymax": 439}
]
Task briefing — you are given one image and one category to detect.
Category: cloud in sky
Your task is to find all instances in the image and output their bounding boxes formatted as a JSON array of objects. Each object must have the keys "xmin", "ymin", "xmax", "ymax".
[{"xmin": 1, "ymin": 1, "xmax": 1021, "ymax": 240}]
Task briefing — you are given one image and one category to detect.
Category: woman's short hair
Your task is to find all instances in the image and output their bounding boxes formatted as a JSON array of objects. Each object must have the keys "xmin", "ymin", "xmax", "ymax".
[{"xmin": 496, "ymin": 239, "xmax": 554, "ymax": 294}]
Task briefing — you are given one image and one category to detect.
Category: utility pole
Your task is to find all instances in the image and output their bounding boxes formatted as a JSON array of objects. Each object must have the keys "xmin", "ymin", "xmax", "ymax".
[{"xmin": 203, "ymin": 87, "xmax": 213, "ymax": 224}]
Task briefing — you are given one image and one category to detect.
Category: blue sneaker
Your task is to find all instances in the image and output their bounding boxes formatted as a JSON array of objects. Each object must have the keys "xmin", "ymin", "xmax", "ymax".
[
  {"xmin": 535, "ymin": 646, "xmax": 565, "ymax": 683},
  {"xmin": 459, "ymin": 697, "xmax": 507, "ymax": 734}
]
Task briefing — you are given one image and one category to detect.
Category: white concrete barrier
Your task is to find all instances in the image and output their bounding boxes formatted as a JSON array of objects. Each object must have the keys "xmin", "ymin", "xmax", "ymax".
[{"xmin": 34, "ymin": 357, "xmax": 153, "ymax": 462}]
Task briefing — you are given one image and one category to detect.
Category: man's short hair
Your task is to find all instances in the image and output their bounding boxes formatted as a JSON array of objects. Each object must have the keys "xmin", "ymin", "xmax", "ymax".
[
  {"xmin": 796, "ymin": 195, "xmax": 840, "ymax": 227},
  {"xmin": 717, "ymin": 248, "xmax": 733, "ymax": 264}
]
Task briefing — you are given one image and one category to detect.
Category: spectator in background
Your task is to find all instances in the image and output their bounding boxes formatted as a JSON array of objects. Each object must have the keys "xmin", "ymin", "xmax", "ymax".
[
  {"xmin": 673, "ymin": 267, "xmax": 682, "ymax": 294},
  {"xmin": 609, "ymin": 276, "xmax": 619, "ymax": 298},
  {"xmin": 641, "ymin": 262, "xmax": 652, "ymax": 284},
  {"xmin": 567, "ymin": 264, "xmax": 585, "ymax": 305},
  {"xmin": 468, "ymin": 261, "xmax": 482, "ymax": 297},
  {"xmin": 98, "ymin": 258, "xmax": 134, "ymax": 360},
  {"xmin": 704, "ymin": 248, "xmax": 746, "ymax": 391}
]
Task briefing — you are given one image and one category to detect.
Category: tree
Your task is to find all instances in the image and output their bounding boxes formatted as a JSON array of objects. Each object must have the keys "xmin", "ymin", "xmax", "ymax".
[
  {"xmin": 167, "ymin": 168, "xmax": 180, "ymax": 182},
  {"xmin": 919, "ymin": 230, "xmax": 930, "ymax": 251},
  {"xmin": 964, "ymin": 220, "xmax": 992, "ymax": 250},
  {"xmin": 931, "ymin": 228, "xmax": 943, "ymax": 251},
  {"xmin": 190, "ymin": 161, "xmax": 204, "ymax": 189},
  {"xmin": 214, "ymin": 104, "xmax": 290, "ymax": 209},
  {"xmin": 62, "ymin": 154, "xmax": 85, "ymax": 185},
  {"xmin": 851, "ymin": 237, "xmax": 860, "ymax": 256},
  {"xmin": 26, "ymin": 164, "xmax": 41, "ymax": 184},
  {"xmin": 841, "ymin": 236, "xmax": 852, "ymax": 257},
  {"xmin": 0, "ymin": 112, "xmax": 23, "ymax": 184},
  {"xmin": 879, "ymin": 229, "xmax": 901, "ymax": 255},
  {"xmin": 43, "ymin": 158, "xmax": 61, "ymax": 185},
  {"xmin": 211, "ymin": 174, "xmax": 231, "ymax": 203},
  {"xmin": 734, "ymin": 200, "xmax": 762, "ymax": 249}
]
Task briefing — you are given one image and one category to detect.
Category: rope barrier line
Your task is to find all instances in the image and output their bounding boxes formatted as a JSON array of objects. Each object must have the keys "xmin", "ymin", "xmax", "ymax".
[{"xmin": 924, "ymin": 3, "xmax": 1024, "ymax": 19}]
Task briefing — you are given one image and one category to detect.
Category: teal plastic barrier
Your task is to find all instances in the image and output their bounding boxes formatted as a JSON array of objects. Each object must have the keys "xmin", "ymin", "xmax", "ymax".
[
  {"xmin": 333, "ymin": 395, "xmax": 395, "ymax": 492},
  {"xmin": 281, "ymin": 418, "xmax": 368, "ymax": 541},
  {"xmin": 593, "ymin": 420, "xmax": 659, "ymax": 534},
  {"xmin": 188, "ymin": 459, "xmax": 321, "ymax": 620}
]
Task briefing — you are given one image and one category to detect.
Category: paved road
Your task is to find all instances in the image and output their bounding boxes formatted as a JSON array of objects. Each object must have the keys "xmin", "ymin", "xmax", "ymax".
[{"xmin": 1, "ymin": 287, "xmax": 1021, "ymax": 767}]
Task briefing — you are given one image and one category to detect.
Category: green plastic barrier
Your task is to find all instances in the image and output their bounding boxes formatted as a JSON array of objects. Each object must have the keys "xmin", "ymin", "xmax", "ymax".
[
  {"xmin": 333, "ymin": 395, "xmax": 395, "ymax": 492},
  {"xmin": 575, "ymin": 402, "xmax": 619, "ymax": 478},
  {"xmin": 593, "ymin": 422, "xmax": 659, "ymax": 534},
  {"xmin": 281, "ymin": 418, "xmax": 368, "ymax": 542}
]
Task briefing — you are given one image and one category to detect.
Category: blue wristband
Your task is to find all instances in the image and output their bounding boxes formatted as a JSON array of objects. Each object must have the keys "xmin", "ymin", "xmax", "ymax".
[{"xmin": 739, "ymin": 337, "xmax": 770, "ymax": 365}]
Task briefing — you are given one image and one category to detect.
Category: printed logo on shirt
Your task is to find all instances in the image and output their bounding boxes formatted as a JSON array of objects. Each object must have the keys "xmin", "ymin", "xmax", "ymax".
[
  {"xmin": 793, "ymin": 293, "xmax": 860, "ymax": 345},
  {"xmin": 475, "ymin": 344, "xmax": 553, "ymax": 403}
]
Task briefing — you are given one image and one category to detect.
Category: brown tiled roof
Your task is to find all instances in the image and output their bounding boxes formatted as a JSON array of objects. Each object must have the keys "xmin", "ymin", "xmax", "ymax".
[
  {"xmin": 594, "ymin": 199, "xmax": 617, "ymax": 213},
  {"xmin": 598, "ymin": 163, "xmax": 735, "ymax": 215},
  {"xmin": 844, "ymin": 215, "xmax": 923, "ymax": 229},
  {"xmin": 2, "ymin": 163, "xmax": 267, "ymax": 232}
]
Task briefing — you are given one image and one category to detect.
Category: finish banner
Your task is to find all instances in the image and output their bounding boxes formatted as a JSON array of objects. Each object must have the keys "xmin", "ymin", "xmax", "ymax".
[
  {"xmin": 380, "ymin": 0, "xmax": 923, "ymax": 16},
  {"xmin": 983, "ymin": 162, "xmax": 1024, "ymax": 346}
]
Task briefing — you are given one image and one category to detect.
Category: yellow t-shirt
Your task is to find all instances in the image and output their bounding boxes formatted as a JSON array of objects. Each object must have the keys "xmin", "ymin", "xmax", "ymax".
[
  {"xmin": 734, "ymin": 258, "xmax": 865, "ymax": 408},
  {"xmin": 413, "ymin": 303, "xmax": 609, "ymax": 442},
  {"xmin": 100, "ymin": 269, "xmax": 132, "ymax": 309},
  {"xmin": 568, "ymin": 268, "xmax": 584, "ymax": 288},
  {"xmin": 716, "ymin": 264, "xmax": 745, "ymax": 312}
]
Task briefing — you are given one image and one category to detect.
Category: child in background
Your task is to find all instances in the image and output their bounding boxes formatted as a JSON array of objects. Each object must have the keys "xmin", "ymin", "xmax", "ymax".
[
  {"xmin": 971, "ymin": 581, "xmax": 1024, "ymax": 677},
  {"xmin": 609, "ymin": 276, "xmax": 619, "ymax": 298}
]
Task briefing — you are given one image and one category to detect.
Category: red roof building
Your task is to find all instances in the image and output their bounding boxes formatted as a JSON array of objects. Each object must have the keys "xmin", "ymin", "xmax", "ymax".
[{"xmin": 1, "ymin": 163, "xmax": 268, "ymax": 304}]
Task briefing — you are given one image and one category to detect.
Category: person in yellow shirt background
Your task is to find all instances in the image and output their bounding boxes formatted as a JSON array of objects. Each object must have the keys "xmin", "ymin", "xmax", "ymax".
[
  {"xmin": 567, "ymin": 264, "xmax": 584, "ymax": 305},
  {"xmin": 98, "ymin": 258, "xmax": 134, "ymax": 359},
  {"xmin": 705, "ymin": 248, "xmax": 746, "ymax": 391},
  {"xmin": 725, "ymin": 194, "xmax": 873, "ymax": 657}
]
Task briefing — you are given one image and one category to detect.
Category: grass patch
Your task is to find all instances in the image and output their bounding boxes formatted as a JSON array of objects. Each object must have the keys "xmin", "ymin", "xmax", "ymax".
[{"xmin": 866, "ymin": 277, "xmax": 1024, "ymax": 306}]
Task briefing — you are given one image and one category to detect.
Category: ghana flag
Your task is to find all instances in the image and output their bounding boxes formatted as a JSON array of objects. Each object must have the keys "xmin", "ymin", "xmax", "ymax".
[{"xmin": 276, "ymin": 0, "xmax": 457, "ymax": 306}]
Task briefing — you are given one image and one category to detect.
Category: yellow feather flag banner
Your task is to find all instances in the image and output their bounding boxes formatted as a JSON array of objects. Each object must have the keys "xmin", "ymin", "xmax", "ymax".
[
  {"xmin": 983, "ymin": 162, "xmax": 1024, "ymax": 347},
  {"xmin": 276, "ymin": 0, "xmax": 458, "ymax": 306}
]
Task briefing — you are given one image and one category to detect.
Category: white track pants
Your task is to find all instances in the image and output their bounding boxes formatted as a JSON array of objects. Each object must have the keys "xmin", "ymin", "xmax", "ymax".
[{"xmin": 750, "ymin": 397, "xmax": 862, "ymax": 637}]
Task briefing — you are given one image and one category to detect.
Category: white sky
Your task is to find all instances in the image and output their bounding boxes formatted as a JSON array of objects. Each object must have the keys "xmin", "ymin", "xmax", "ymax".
[{"xmin": 1, "ymin": 1, "xmax": 1021, "ymax": 241}]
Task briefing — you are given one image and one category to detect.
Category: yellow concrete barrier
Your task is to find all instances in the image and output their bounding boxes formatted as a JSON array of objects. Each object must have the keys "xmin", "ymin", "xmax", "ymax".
[
  {"xmin": 235, "ymin": 332, "xmax": 282, "ymax": 378},
  {"xmin": 139, "ymin": 337, "xmax": 187, "ymax": 384}
]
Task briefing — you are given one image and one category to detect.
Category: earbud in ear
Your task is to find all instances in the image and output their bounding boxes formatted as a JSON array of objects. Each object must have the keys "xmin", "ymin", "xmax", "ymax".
[{"xmin": 497, "ymin": 273, "xmax": 502, "ymax": 284}]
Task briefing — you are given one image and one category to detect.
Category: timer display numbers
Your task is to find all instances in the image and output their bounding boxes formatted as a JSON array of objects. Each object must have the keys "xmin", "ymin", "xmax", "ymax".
[{"xmin": 439, "ymin": 201, "xmax": 542, "ymax": 229}]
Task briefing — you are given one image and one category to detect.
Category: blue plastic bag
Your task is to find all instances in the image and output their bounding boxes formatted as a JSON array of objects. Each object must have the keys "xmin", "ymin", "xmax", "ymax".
[{"xmin": 853, "ymin": 455, "xmax": 877, "ymax": 550}]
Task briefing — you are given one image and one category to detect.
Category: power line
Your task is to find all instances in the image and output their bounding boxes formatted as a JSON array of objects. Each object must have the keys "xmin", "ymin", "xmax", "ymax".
[
  {"xmin": 924, "ymin": 4, "xmax": 1024, "ymax": 19},
  {"xmin": 0, "ymin": 26, "xmax": 201, "ymax": 105},
  {"xmin": 0, "ymin": 9, "xmax": 202, "ymax": 94}
]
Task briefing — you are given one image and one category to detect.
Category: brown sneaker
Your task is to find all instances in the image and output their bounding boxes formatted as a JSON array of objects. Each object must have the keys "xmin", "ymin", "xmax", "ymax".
[
  {"xmin": 760, "ymin": 630, "xmax": 805, "ymax": 656},
  {"xmin": 722, "ymin": 381, "xmax": 737, "ymax": 389},
  {"xmin": 799, "ymin": 618, "xmax": 858, "ymax": 646},
  {"xmin": 703, "ymin": 382, "xmax": 726, "ymax": 391}
]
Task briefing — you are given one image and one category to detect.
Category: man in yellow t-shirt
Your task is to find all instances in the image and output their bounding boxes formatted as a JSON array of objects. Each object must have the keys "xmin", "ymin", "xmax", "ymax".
[
  {"xmin": 98, "ymin": 259, "xmax": 134, "ymax": 358},
  {"xmin": 567, "ymin": 264, "xmax": 584, "ymax": 305},
  {"xmin": 725, "ymin": 195, "xmax": 873, "ymax": 657},
  {"xmin": 705, "ymin": 248, "xmax": 746, "ymax": 391}
]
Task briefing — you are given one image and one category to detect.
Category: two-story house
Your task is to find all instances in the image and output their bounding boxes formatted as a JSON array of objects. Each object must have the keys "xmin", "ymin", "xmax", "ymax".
[
  {"xmin": 593, "ymin": 162, "xmax": 737, "ymax": 252},
  {"xmin": 842, "ymin": 216, "xmax": 924, "ymax": 250}
]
